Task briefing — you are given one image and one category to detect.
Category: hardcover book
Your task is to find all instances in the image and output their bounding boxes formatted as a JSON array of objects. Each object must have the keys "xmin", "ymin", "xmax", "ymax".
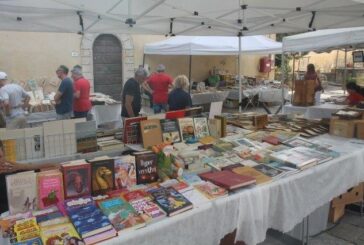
[
  {"xmin": 114, "ymin": 155, "xmax": 137, "ymax": 190},
  {"xmin": 199, "ymin": 170, "xmax": 256, "ymax": 191},
  {"xmin": 40, "ymin": 223, "xmax": 82, "ymax": 245},
  {"xmin": 134, "ymin": 151, "xmax": 158, "ymax": 184},
  {"xmin": 194, "ymin": 181, "xmax": 228, "ymax": 200},
  {"xmin": 61, "ymin": 160, "xmax": 91, "ymax": 199},
  {"xmin": 193, "ymin": 117, "xmax": 210, "ymax": 138},
  {"xmin": 178, "ymin": 117, "xmax": 195, "ymax": 141},
  {"xmin": 37, "ymin": 170, "xmax": 64, "ymax": 209},
  {"xmin": 6, "ymin": 171, "xmax": 37, "ymax": 214},
  {"xmin": 123, "ymin": 116, "xmax": 147, "ymax": 144},
  {"xmin": 75, "ymin": 121, "xmax": 98, "ymax": 153},
  {"xmin": 148, "ymin": 187, "xmax": 193, "ymax": 217},
  {"xmin": 232, "ymin": 166, "xmax": 272, "ymax": 185},
  {"xmin": 98, "ymin": 197, "xmax": 145, "ymax": 232},
  {"xmin": 89, "ymin": 156, "xmax": 115, "ymax": 196},
  {"xmin": 140, "ymin": 119, "xmax": 163, "ymax": 148},
  {"xmin": 160, "ymin": 119, "xmax": 181, "ymax": 143}
]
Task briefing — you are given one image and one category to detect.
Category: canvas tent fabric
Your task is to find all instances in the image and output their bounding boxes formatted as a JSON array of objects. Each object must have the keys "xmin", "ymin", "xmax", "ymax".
[
  {"xmin": 0, "ymin": 0, "xmax": 363, "ymax": 36},
  {"xmin": 283, "ymin": 27, "xmax": 364, "ymax": 52},
  {"xmin": 144, "ymin": 35, "xmax": 282, "ymax": 55}
]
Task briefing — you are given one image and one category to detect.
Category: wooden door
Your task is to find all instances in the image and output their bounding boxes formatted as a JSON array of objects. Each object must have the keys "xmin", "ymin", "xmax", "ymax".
[{"xmin": 93, "ymin": 34, "xmax": 123, "ymax": 100}]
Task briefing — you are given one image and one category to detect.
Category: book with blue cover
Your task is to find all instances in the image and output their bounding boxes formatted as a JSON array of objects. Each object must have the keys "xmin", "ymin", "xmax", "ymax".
[
  {"xmin": 13, "ymin": 237, "xmax": 42, "ymax": 245},
  {"xmin": 148, "ymin": 187, "xmax": 193, "ymax": 216}
]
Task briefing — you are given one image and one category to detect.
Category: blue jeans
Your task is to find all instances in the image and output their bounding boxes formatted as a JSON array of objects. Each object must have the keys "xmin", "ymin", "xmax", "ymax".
[
  {"xmin": 153, "ymin": 104, "xmax": 167, "ymax": 114},
  {"xmin": 74, "ymin": 111, "xmax": 88, "ymax": 118}
]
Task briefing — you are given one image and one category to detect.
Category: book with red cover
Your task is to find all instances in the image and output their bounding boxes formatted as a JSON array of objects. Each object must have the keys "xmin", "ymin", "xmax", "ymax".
[
  {"xmin": 165, "ymin": 110, "xmax": 186, "ymax": 120},
  {"xmin": 122, "ymin": 190, "xmax": 150, "ymax": 202},
  {"xmin": 123, "ymin": 116, "xmax": 147, "ymax": 144},
  {"xmin": 262, "ymin": 135, "xmax": 280, "ymax": 145},
  {"xmin": 199, "ymin": 170, "xmax": 256, "ymax": 191},
  {"xmin": 61, "ymin": 160, "xmax": 91, "ymax": 199}
]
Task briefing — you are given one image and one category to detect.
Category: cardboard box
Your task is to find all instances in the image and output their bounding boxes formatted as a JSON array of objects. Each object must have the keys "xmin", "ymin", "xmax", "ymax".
[
  {"xmin": 329, "ymin": 205, "xmax": 345, "ymax": 223},
  {"xmin": 356, "ymin": 120, "xmax": 364, "ymax": 139},
  {"xmin": 292, "ymin": 80, "xmax": 316, "ymax": 106},
  {"xmin": 331, "ymin": 183, "xmax": 363, "ymax": 208},
  {"xmin": 329, "ymin": 117, "xmax": 355, "ymax": 138}
]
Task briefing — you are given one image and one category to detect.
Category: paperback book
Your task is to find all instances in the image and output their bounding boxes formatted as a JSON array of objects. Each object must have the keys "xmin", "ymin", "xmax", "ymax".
[
  {"xmin": 178, "ymin": 117, "xmax": 195, "ymax": 141},
  {"xmin": 193, "ymin": 117, "xmax": 210, "ymax": 138},
  {"xmin": 160, "ymin": 119, "xmax": 181, "ymax": 143},
  {"xmin": 134, "ymin": 151, "xmax": 159, "ymax": 184},
  {"xmin": 89, "ymin": 156, "xmax": 115, "ymax": 195},
  {"xmin": 194, "ymin": 181, "xmax": 228, "ymax": 200},
  {"xmin": 140, "ymin": 119, "xmax": 163, "ymax": 148},
  {"xmin": 61, "ymin": 160, "xmax": 91, "ymax": 199},
  {"xmin": 40, "ymin": 223, "xmax": 82, "ymax": 245},
  {"xmin": 114, "ymin": 155, "xmax": 137, "ymax": 190},
  {"xmin": 37, "ymin": 170, "xmax": 64, "ymax": 209}
]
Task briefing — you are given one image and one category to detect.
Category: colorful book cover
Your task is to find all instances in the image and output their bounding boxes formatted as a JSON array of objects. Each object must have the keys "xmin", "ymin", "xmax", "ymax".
[
  {"xmin": 62, "ymin": 160, "xmax": 91, "ymax": 199},
  {"xmin": 40, "ymin": 223, "xmax": 82, "ymax": 245},
  {"xmin": 114, "ymin": 155, "xmax": 137, "ymax": 190},
  {"xmin": 134, "ymin": 151, "xmax": 159, "ymax": 184},
  {"xmin": 193, "ymin": 117, "xmax": 210, "ymax": 139},
  {"xmin": 6, "ymin": 171, "xmax": 37, "ymax": 214},
  {"xmin": 160, "ymin": 119, "xmax": 181, "ymax": 143},
  {"xmin": 99, "ymin": 198, "xmax": 145, "ymax": 232},
  {"xmin": 194, "ymin": 181, "xmax": 228, "ymax": 200},
  {"xmin": 128, "ymin": 197, "xmax": 166, "ymax": 223},
  {"xmin": 148, "ymin": 187, "xmax": 193, "ymax": 217},
  {"xmin": 123, "ymin": 116, "xmax": 147, "ymax": 144},
  {"xmin": 75, "ymin": 120, "xmax": 98, "ymax": 153},
  {"xmin": 89, "ymin": 157, "xmax": 115, "ymax": 195},
  {"xmin": 177, "ymin": 117, "xmax": 195, "ymax": 141},
  {"xmin": 37, "ymin": 171, "xmax": 64, "ymax": 209}
]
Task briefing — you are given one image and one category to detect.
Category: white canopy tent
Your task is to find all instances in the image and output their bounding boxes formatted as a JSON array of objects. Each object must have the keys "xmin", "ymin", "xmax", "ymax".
[
  {"xmin": 144, "ymin": 35, "xmax": 282, "ymax": 55},
  {"xmin": 283, "ymin": 27, "xmax": 364, "ymax": 52}
]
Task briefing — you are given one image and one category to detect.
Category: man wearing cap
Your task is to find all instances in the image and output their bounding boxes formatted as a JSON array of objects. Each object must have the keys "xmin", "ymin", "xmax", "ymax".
[
  {"xmin": 71, "ymin": 65, "xmax": 91, "ymax": 118},
  {"xmin": 121, "ymin": 67, "xmax": 148, "ymax": 118},
  {"xmin": 0, "ymin": 71, "xmax": 30, "ymax": 129},
  {"xmin": 54, "ymin": 65, "xmax": 73, "ymax": 119},
  {"xmin": 144, "ymin": 64, "xmax": 173, "ymax": 114}
]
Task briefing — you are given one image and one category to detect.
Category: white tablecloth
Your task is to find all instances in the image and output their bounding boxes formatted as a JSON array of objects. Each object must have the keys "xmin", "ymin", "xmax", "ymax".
[
  {"xmin": 1, "ymin": 135, "xmax": 363, "ymax": 245},
  {"xmin": 90, "ymin": 103, "xmax": 121, "ymax": 125},
  {"xmin": 228, "ymin": 87, "xmax": 288, "ymax": 103},
  {"xmin": 282, "ymin": 103, "xmax": 346, "ymax": 119},
  {"xmin": 191, "ymin": 91, "xmax": 229, "ymax": 105},
  {"xmin": 97, "ymin": 135, "xmax": 364, "ymax": 245}
]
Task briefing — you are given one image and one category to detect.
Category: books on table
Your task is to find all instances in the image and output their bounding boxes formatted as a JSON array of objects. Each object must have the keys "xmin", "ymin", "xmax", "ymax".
[
  {"xmin": 61, "ymin": 160, "xmax": 91, "ymax": 199},
  {"xmin": 114, "ymin": 155, "xmax": 137, "ymax": 190},
  {"xmin": 231, "ymin": 166, "xmax": 272, "ymax": 185},
  {"xmin": 89, "ymin": 156, "xmax": 115, "ymax": 196},
  {"xmin": 178, "ymin": 118, "xmax": 195, "ymax": 141},
  {"xmin": 160, "ymin": 119, "xmax": 181, "ymax": 143},
  {"xmin": 194, "ymin": 181, "xmax": 228, "ymax": 200},
  {"xmin": 199, "ymin": 170, "xmax": 256, "ymax": 191},
  {"xmin": 133, "ymin": 151, "xmax": 159, "ymax": 184},
  {"xmin": 193, "ymin": 117, "xmax": 210, "ymax": 139},
  {"xmin": 37, "ymin": 170, "xmax": 64, "ymax": 209},
  {"xmin": 140, "ymin": 119, "xmax": 163, "ymax": 148}
]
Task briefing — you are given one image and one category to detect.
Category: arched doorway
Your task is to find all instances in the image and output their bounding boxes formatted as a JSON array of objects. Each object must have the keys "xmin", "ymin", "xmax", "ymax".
[{"xmin": 93, "ymin": 34, "xmax": 123, "ymax": 100}]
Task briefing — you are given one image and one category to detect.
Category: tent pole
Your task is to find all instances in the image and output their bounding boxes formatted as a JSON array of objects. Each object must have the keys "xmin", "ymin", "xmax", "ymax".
[
  {"xmin": 142, "ymin": 54, "xmax": 146, "ymax": 66},
  {"xmin": 281, "ymin": 52, "xmax": 286, "ymax": 105},
  {"xmin": 238, "ymin": 35, "xmax": 242, "ymax": 112},
  {"xmin": 292, "ymin": 55, "xmax": 296, "ymax": 83},
  {"xmin": 344, "ymin": 48, "xmax": 348, "ymax": 94},
  {"xmin": 188, "ymin": 55, "xmax": 192, "ymax": 93}
]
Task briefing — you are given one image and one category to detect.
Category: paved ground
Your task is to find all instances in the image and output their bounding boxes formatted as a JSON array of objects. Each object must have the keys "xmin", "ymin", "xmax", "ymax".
[{"xmin": 260, "ymin": 212, "xmax": 364, "ymax": 245}]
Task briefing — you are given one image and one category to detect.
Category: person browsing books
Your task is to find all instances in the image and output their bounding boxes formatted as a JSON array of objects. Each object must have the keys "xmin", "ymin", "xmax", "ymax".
[
  {"xmin": 143, "ymin": 64, "xmax": 173, "ymax": 114},
  {"xmin": 121, "ymin": 67, "xmax": 148, "ymax": 118},
  {"xmin": 304, "ymin": 64, "xmax": 323, "ymax": 105},
  {"xmin": 168, "ymin": 75, "xmax": 192, "ymax": 111},
  {"xmin": 71, "ymin": 65, "xmax": 91, "ymax": 119},
  {"xmin": 0, "ymin": 140, "xmax": 58, "ymax": 213},
  {"xmin": 345, "ymin": 82, "xmax": 364, "ymax": 106},
  {"xmin": 54, "ymin": 65, "xmax": 73, "ymax": 119},
  {"xmin": 0, "ymin": 71, "xmax": 30, "ymax": 129}
]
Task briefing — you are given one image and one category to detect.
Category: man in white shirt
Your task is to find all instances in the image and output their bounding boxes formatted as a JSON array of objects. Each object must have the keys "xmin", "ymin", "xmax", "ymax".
[{"xmin": 0, "ymin": 72, "xmax": 30, "ymax": 129}]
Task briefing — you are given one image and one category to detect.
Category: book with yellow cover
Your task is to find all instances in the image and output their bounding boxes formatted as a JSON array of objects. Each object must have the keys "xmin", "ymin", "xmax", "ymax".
[
  {"xmin": 232, "ymin": 166, "xmax": 272, "ymax": 185},
  {"xmin": 40, "ymin": 223, "xmax": 81, "ymax": 245}
]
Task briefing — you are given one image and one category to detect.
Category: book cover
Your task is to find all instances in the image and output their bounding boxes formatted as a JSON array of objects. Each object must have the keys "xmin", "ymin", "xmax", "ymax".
[
  {"xmin": 127, "ymin": 197, "xmax": 166, "ymax": 223},
  {"xmin": 6, "ymin": 171, "xmax": 37, "ymax": 214},
  {"xmin": 12, "ymin": 237, "xmax": 42, "ymax": 245},
  {"xmin": 184, "ymin": 107, "xmax": 203, "ymax": 117},
  {"xmin": 199, "ymin": 170, "xmax": 256, "ymax": 191},
  {"xmin": 165, "ymin": 110, "xmax": 185, "ymax": 120},
  {"xmin": 37, "ymin": 170, "xmax": 64, "ymax": 209},
  {"xmin": 122, "ymin": 189, "xmax": 150, "ymax": 202},
  {"xmin": 134, "ymin": 151, "xmax": 158, "ymax": 184},
  {"xmin": 214, "ymin": 115, "xmax": 227, "ymax": 137},
  {"xmin": 0, "ymin": 129, "xmax": 26, "ymax": 161},
  {"xmin": 2, "ymin": 139, "xmax": 17, "ymax": 161},
  {"xmin": 193, "ymin": 117, "xmax": 210, "ymax": 139},
  {"xmin": 123, "ymin": 116, "xmax": 147, "ymax": 144},
  {"xmin": 83, "ymin": 227, "xmax": 117, "ymax": 245},
  {"xmin": 40, "ymin": 223, "xmax": 82, "ymax": 245},
  {"xmin": 99, "ymin": 197, "xmax": 145, "ymax": 232},
  {"xmin": 194, "ymin": 181, "xmax": 228, "ymax": 200},
  {"xmin": 178, "ymin": 117, "xmax": 195, "ymax": 141},
  {"xmin": 160, "ymin": 119, "xmax": 181, "ymax": 143},
  {"xmin": 232, "ymin": 166, "xmax": 272, "ymax": 185},
  {"xmin": 140, "ymin": 119, "xmax": 163, "ymax": 148},
  {"xmin": 253, "ymin": 164, "xmax": 284, "ymax": 178},
  {"xmin": 24, "ymin": 127, "xmax": 43, "ymax": 160},
  {"xmin": 75, "ymin": 121, "xmax": 98, "ymax": 153},
  {"xmin": 148, "ymin": 187, "xmax": 193, "ymax": 217},
  {"xmin": 208, "ymin": 118, "xmax": 222, "ymax": 138},
  {"xmin": 114, "ymin": 155, "xmax": 137, "ymax": 190},
  {"xmin": 61, "ymin": 160, "xmax": 91, "ymax": 199},
  {"xmin": 181, "ymin": 173, "xmax": 203, "ymax": 185},
  {"xmin": 89, "ymin": 156, "xmax": 115, "ymax": 196}
]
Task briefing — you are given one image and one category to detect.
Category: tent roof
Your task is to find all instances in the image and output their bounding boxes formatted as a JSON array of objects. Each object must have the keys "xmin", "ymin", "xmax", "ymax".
[
  {"xmin": 0, "ymin": 0, "xmax": 363, "ymax": 36},
  {"xmin": 144, "ymin": 35, "xmax": 282, "ymax": 55},
  {"xmin": 283, "ymin": 27, "xmax": 364, "ymax": 52}
]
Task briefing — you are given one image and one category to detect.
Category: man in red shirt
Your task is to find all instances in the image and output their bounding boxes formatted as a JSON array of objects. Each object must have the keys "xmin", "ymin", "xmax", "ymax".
[
  {"xmin": 144, "ymin": 64, "xmax": 173, "ymax": 113},
  {"xmin": 71, "ymin": 65, "xmax": 92, "ymax": 118}
]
